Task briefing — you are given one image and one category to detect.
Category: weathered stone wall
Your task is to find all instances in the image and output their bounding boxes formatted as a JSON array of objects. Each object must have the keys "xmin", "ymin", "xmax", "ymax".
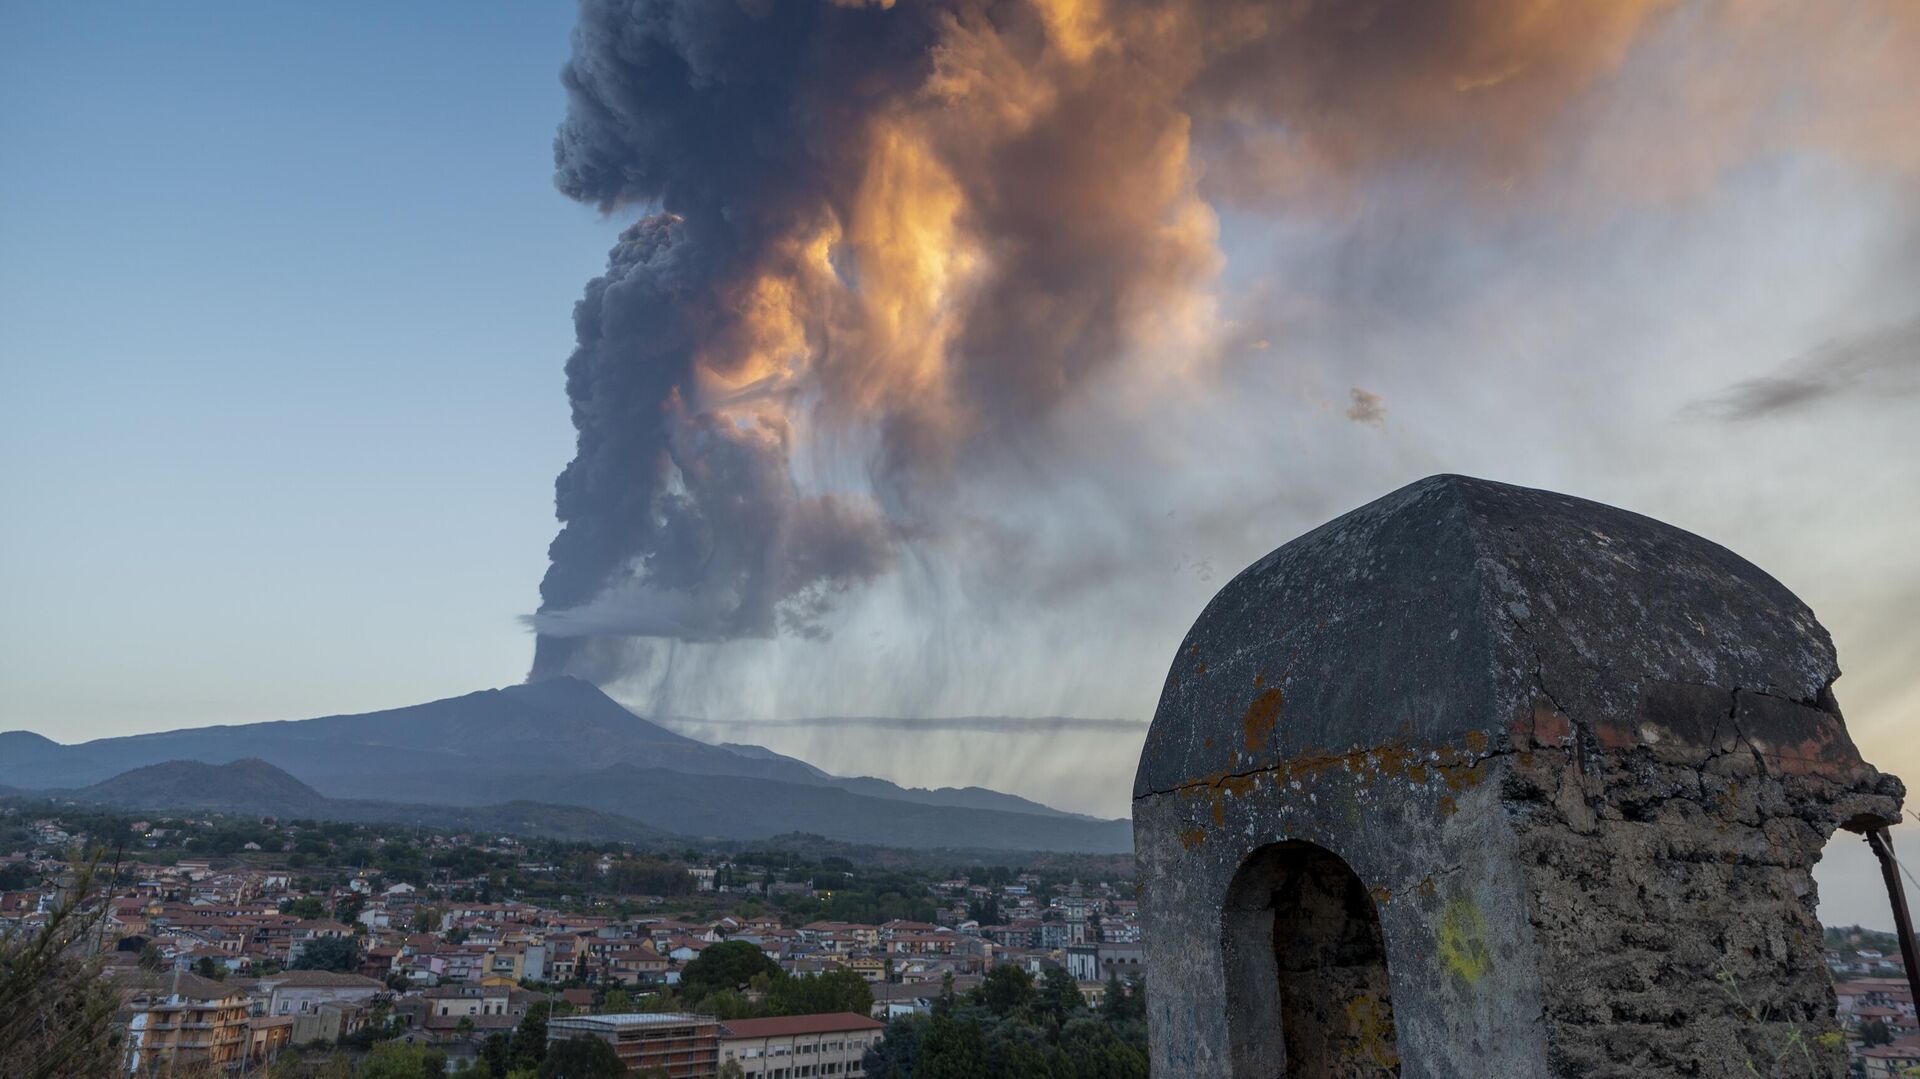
[{"xmin": 1504, "ymin": 691, "xmax": 1903, "ymax": 1077}]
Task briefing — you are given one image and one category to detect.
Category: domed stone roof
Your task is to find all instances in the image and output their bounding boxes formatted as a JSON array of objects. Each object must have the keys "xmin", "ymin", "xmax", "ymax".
[{"xmin": 1134, "ymin": 475, "xmax": 1862, "ymax": 799}]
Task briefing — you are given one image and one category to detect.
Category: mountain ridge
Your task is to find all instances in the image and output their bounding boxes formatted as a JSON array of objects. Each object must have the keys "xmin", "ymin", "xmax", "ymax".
[{"xmin": 0, "ymin": 680, "xmax": 1127, "ymax": 852}]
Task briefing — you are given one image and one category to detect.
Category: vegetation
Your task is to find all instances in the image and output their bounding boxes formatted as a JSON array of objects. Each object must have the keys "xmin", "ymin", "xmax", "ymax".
[
  {"xmin": 625, "ymin": 941, "xmax": 876, "ymax": 1021},
  {"xmin": 865, "ymin": 967, "xmax": 1147, "ymax": 1078},
  {"xmin": 0, "ymin": 852, "xmax": 121, "ymax": 1079},
  {"xmin": 539, "ymin": 1035, "xmax": 625, "ymax": 1079},
  {"xmin": 291, "ymin": 935, "xmax": 363, "ymax": 972}
]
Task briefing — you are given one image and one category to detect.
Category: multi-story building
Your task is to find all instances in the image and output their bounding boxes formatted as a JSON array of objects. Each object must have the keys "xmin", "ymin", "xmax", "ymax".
[
  {"xmin": 717, "ymin": 1012, "xmax": 886, "ymax": 1078},
  {"xmin": 123, "ymin": 972, "xmax": 252, "ymax": 1074},
  {"xmin": 257, "ymin": 969, "xmax": 385, "ymax": 1017},
  {"xmin": 546, "ymin": 1012, "xmax": 720, "ymax": 1078}
]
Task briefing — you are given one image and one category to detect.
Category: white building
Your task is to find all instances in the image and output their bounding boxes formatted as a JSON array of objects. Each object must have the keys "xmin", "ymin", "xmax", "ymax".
[{"xmin": 718, "ymin": 1012, "xmax": 886, "ymax": 1078}]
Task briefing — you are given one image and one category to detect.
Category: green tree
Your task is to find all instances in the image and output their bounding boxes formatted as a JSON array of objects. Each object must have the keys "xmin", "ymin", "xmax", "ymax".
[
  {"xmin": 862, "ymin": 1013, "xmax": 925, "ymax": 1079},
  {"xmin": 281, "ymin": 896, "xmax": 326, "ymax": 919},
  {"xmin": 509, "ymin": 1001, "xmax": 551, "ymax": 1071},
  {"xmin": 678, "ymin": 941, "xmax": 780, "ymax": 1001},
  {"xmin": 538, "ymin": 1035, "xmax": 625, "ymax": 1079},
  {"xmin": 480, "ymin": 1032, "xmax": 512, "ymax": 1077},
  {"xmin": 362, "ymin": 1040, "xmax": 450, "ymax": 1079},
  {"xmin": 1097, "ymin": 972, "xmax": 1124, "ymax": 1020},
  {"xmin": 917, "ymin": 1013, "xmax": 991, "ymax": 1079},
  {"xmin": 0, "ymin": 854, "xmax": 119, "ymax": 1078},
  {"xmin": 290, "ymin": 935, "xmax": 360, "ymax": 972},
  {"xmin": 969, "ymin": 894, "xmax": 1002, "ymax": 926},
  {"xmin": 768, "ymin": 970, "xmax": 874, "ymax": 1018},
  {"xmin": 979, "ymin": 965, "xmax": 1034, "ymax": 1017},
  {"xmin": 1037, "ymin": 966, "xmax": 1083, "ymax": 1025},
  {"xmin": 1862, "ymin": 1017, "xmax": 1893, "ymax": 1046}
]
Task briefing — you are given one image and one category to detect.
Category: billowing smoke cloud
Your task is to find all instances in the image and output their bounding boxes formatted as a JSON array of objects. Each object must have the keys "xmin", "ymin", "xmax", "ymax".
[{"xmin": 531, "ymin": 0, "xmax": 1850, "ymax": 677}]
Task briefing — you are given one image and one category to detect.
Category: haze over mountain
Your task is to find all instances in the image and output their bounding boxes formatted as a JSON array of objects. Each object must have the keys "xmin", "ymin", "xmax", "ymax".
[{"xmin": 0, "ymin": 679, "xmax": 1127, "ymax": 853}]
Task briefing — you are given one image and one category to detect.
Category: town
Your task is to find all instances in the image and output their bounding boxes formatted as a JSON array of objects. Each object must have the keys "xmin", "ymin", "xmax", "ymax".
[
  {"xmin": 1, "ymin": 801, "xmax": 1151, "ymax": 1076},
  {"xmin": 7, "ymin": 801, "xmax": 1912, "ymax": 1076}
]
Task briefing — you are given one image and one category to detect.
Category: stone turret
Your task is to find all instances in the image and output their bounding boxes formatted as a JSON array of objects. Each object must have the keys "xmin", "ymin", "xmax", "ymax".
[{"xmin": 1133, "ymin": 475, "xmax": 1903, "ymax": 1077}]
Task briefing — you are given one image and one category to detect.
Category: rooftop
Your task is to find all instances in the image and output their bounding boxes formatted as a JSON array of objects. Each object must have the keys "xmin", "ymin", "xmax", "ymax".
[
  {"xmin": 548, "ymin": 1013, "xmax": 714, "ymax": 1032},
  {"xmin": 719, "ymin": 1013, "xmax": 886, "ymax": 1039},
  {"xmin": 260, "ymin": 970, "xmax": 384, "ymax": 989},
  {"xmin": 1136, "ymin": 474, "xmax": 1871, "ymax": 798}
]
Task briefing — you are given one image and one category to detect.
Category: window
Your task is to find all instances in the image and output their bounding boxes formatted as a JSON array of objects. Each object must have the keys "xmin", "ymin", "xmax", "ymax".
[{"xmin": 1222, "ymin": 841, "xmax": 1399, "ymax": 1076}]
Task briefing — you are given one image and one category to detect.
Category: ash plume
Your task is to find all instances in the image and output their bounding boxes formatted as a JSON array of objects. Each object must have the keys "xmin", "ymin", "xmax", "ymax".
[
  {"xmin": 1688, "ymin": 318, "xmax": 1920, "ymax": 421},
  {"xmin": 528, "ymin": 0, "xmax": 1920, "ymax": 683}
]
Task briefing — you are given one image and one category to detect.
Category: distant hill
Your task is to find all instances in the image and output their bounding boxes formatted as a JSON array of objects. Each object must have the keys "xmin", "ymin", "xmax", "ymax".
[
  {"xmin": 78, "ymin": 758, "xmax": 329, "ymax": 816},
  {"xmin": 54, "ymin": 758, "xmax": 664, "ymax": 844},
  {"xmin": 480, "ymin": 764, "xmax": 1131, "ymax": 852},
  {"xmin": 1, "ymin": 679, "xmax": 1129, "ymax": 853}
]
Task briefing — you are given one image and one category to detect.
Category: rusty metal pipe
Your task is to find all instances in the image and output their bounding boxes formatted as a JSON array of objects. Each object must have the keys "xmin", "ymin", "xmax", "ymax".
[{"xmin": 1864, "ymin": 827, "xmax": 1920, "ymax": 1006}]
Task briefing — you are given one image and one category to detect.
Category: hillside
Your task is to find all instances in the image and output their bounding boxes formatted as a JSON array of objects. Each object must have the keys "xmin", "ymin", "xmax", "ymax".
[
  {"xmin": 78, "ymin": 758, "xmax": 329, "ymax": 816},
  {"xmin": 2, "ymin": 679, "xmax": 1130, "ymax": 853},
  {"xmin": 58, "ymin": 759, "xmax": 665, "ymax": 844},
  {"xmin": 483, "ymin": 764, "xmax": 1132, "ymax": 852}
]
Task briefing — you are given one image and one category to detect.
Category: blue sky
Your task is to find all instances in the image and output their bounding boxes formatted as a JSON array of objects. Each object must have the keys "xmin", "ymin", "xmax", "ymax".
[{"xmin": 1, "ymin": 5, "xmax": 606, "ymax": 729}]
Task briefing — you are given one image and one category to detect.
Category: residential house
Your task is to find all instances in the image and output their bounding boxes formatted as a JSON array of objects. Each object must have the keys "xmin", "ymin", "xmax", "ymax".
[{"xmin": 257, "ymin": 970, "xmax": 385, "ymax": 1018}]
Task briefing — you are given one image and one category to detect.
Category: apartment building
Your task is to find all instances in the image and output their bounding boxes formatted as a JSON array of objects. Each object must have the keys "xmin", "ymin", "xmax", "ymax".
[
  {"xmin": 123, "ymin": 972, "xmax": 251, "ymax": 1074},
  {"xmin": 718, "ymin": 1012, "xmax": 886, "ymax": 1079},
  {"xmin": 546, "ymin": 1012, "xmax": 720, "ymax": 1078}
]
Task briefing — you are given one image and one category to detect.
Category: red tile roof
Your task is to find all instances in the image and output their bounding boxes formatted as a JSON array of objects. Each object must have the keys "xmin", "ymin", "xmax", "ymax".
[{"xmin": 719, "ymin": 1012, "xmax": 885, "ymax": 1039}]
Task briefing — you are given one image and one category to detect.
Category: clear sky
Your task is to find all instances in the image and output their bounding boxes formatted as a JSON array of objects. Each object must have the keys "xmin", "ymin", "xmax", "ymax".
[
  {"xmin": 1, "ymin": 5, "xmax": 601, "ymax": 727},
  {"xmin": 2, "ymin": 4, "xmax": 1915, "ymax": 930}
]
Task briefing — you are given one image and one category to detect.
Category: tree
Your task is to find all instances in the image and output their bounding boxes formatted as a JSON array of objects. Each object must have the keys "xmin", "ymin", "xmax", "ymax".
[
  {"xmin": 969, "ymin": 894, "xmax": 1002, "ymax": 927},
  {"xmin": 678, "ymin": 941, "xmax": 779, "ymax": 1001},
  {"xmin": 538, "ymin": 1036, "xmax": 625, "ymax": 1079},
  {"xmin": 281, "ymin": 896, "xmax": 326, "ymax": 919},
  {"xmin": 0, "ymin": 854, "xmax": 120, "ymax": 1078},
  {"xmin": 916, "ymin": 1013, "xmax": 991, "ymax": 1079},
  {"xmin": 768, "ymin": 970, "xmax": 873, "ymax": 1018},
  {"xmin": 480, "ymin": 1032, "xmax": 512, "ymax": 1077},
  {"xmin": 1122, "ymin": 974, "xmax": 1146, "ymax": 1024},
  {"xmin": 362, "ymin": 1040, "xmax": 450, "ymax": 1079},
  {"xmin": 508, "ymin": 1001, "xmax": 551, "ymax": 1071},
  {"xmin": 979, "ymin": 965, "xmax": 1034, "ymax": 1017},
  {"xmin": 862, "ymin": 1014, "xmax": 926, "ymax": 1079},
  {"xmin": 1098, "ymin": 972, "xmax": 1128, "ymax": 1023},
  {"xmin": 1037, "ymin": 966, "xmax": 1083, "ymax": 1025},
  {"xmin": 717, "ymin": 1061, "xmax": 748, "ymax": 1079},
  {"xmin": 1862, "ymin": 1018, "xmax": 1893, "ymax": 1046},
  {"xmin": 291, "ymin": 935, "xmax": 360, "ymax": 972},
  {"xmin": 138, "ymin": 939, "xmax": 168, "ymax": 972}
]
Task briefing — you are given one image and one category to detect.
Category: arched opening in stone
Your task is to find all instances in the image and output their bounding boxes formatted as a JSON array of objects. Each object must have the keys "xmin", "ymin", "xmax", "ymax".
[{"xmin": 1222, "ymin": 841, "xmax": 1400, "ymax": 1077}]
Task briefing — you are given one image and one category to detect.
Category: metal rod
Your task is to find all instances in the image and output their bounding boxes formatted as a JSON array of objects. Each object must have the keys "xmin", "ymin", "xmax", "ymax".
[{"xmin": 1864, "ymin": 827, "xmax": 1920, "ymax": 1006}]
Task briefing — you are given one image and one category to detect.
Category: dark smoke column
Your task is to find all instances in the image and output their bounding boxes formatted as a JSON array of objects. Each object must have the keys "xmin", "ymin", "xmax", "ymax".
[{"xmin": 528, "ymin": 0, "xmax": 929, "ymax": 679}]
